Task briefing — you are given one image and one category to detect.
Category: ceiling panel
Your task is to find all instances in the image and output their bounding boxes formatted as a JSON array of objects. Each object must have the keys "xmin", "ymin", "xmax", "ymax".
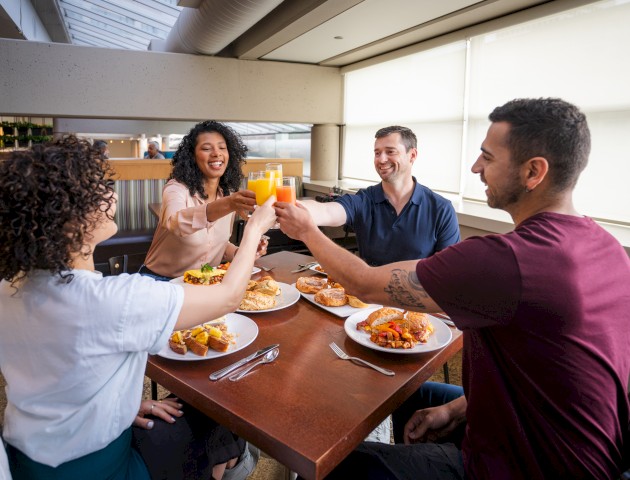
[{"xmin": 261, "ymin": 0, "xmax": 480, "ymax": 64}]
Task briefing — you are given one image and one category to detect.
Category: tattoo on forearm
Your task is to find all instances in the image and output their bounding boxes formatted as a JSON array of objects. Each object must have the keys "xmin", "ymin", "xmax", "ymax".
[{"xmin": 384, "ymin": 269, "xmax": 429, "ymax": 309}]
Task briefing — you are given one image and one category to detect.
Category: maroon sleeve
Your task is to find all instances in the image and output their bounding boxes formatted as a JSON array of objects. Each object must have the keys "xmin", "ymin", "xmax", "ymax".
[{"xmin": 416, "ymin": 234, "xmax": 521, "ymax": 329}]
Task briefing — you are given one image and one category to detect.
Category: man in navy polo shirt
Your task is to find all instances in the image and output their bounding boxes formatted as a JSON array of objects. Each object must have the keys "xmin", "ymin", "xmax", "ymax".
[{"xmin": 301, "ymin": 126, "xmax": 460, "ymax": 266}]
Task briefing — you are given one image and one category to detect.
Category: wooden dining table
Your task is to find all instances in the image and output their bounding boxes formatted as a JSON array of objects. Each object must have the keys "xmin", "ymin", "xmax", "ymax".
[{"xmin": 145, "ymin": 250, "xmax": 463, "ymax": 480}]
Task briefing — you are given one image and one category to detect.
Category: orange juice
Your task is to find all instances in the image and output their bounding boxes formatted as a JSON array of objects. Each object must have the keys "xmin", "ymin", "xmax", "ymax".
[
  {"xmin": 276, "ymin": 185, "xmax": 296, "ymax": 204},
  {"xmin": 276, "ymin": 177, "xmax": 296, "ymax": 204},
  {"xmin": 254, "ymin": 176, "xmax": 274, "ymax": 205}
]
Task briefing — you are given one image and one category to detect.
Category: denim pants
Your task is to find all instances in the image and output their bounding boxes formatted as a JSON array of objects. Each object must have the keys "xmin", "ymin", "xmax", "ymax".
[{"xmin": 392, "ymin": 381, "xmax": 464, "ymax": 444}]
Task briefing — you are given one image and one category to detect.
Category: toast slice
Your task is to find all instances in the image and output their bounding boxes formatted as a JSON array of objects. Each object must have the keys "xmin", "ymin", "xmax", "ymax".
[{"xmin": 184, "ymin": 333, "xmax": 209, "ymax": 356}]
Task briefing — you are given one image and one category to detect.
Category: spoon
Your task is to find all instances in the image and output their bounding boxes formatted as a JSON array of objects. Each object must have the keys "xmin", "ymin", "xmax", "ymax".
[{"xmin": 228, "ymin": 348, "xmax": 279, "ymax": 381}]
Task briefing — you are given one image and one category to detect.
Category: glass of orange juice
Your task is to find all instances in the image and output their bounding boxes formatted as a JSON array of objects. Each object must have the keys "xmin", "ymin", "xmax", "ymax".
[
  {"xmin": 248, "ymin": 171, "xmax": 274, "ymax": 205},
  {"xmin": 265, "ymin": 163, "xmax": 282, "ymax": 197},
  {"xmin": 276, "ymin": 176, "xmax": 296, "ymax": 205}
]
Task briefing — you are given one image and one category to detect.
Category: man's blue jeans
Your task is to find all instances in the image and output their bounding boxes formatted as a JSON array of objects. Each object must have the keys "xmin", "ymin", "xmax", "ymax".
[{"xmin": 392, "ymin": 381, "xmax": 464, "ymax": 444}]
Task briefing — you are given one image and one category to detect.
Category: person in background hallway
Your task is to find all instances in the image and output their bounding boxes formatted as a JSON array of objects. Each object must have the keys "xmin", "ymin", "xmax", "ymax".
[
  {"xmin": 299, "ymin": 125, "xmax": 460, "ymax": 267},
  {"xmin": 141, "ymin": 120, "xmax": 266, "ymax": 280},
  {"xmin": 276, "ymin": 98, "xmax": 630, "ymax": 479},
  {"xmin": 144, "ymin": 140, "xmax": 165, "ymax": 160},
  {"xmin": 93, "ymin": 139, "xmax": 109, "ymax": 159},
  {"xmin": 0, "ymin": 135, "xmax": 277, "ymax": 480}
]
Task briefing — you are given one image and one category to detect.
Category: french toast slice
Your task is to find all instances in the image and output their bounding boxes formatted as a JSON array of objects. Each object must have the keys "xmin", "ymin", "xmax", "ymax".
[{"xmin": 184, "ymin": 333, "xmax": 209, "ymax": 357}]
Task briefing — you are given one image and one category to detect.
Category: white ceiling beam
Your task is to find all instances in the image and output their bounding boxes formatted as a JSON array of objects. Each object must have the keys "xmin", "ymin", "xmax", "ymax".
[{"xmin": 230, "ymin": 0, "xmax": 364, "ymax": 60}]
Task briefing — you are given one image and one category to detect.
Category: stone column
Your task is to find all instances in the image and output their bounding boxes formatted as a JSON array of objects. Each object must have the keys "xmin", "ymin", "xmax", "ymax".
[
  {"xmin": 310, "ymin": 123, "xmax": 340, "ymax": 181},
  {"xmin": 52, "ymin": 118, "xmax": 64, "ymax": 140}
]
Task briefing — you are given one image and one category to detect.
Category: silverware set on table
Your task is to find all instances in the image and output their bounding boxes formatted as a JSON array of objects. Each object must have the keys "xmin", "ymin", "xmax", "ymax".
[
  {"xmin": 290, "ymin": 262, "xmax": 318, "ymax": 273},
  {"xmin": 209, "ymin": 341, "xmax": 396, "ymax": 381},
  {"xmin": 209, "ymin": 344, "xmax": 279, "ymax": 382}
]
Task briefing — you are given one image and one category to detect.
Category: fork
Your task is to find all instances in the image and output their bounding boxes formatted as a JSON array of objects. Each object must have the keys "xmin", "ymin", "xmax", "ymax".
[{"xmin": 329, "ymin": 342, "xmax": 395, "ymax": 376}]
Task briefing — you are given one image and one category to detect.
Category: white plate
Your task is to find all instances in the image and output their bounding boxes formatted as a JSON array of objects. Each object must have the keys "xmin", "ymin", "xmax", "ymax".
[
  {"xmin": 297, "ymin": 285, "xmax": 379, "ymax": 318},
  {"xmin": 155, "ymin": 313, "xmax": 258, "ymax": 361},
  {"xmin": 308, "ymin": 264, "xmax": 327, "ymax": 276},
  {"xmin": 344, "ymin": 307, "xmax": 453, "ymax": 354},
  {"xmin": 170, "ymin": 267, "xmax": 260, "ymax": 286},
  {"xmin": 236, "ymin": 282, "xmax": 300, "ymax": 313}
]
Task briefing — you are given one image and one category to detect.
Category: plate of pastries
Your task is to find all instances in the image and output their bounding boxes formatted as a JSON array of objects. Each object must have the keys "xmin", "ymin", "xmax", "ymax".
[
  {"xmin": 156, "ymin": 313, "xmax": 258, "ymax": 361},
  {"xmin": 294, "ymin": 275, "xmax": 378, "ymax": 318},
  {"xmin": 170, "ymin": 264, "xmax": 300, "ymax": 312},
  {"xmin": 236, "ymin": 276, "xmax": 300, "ymax": 312},
  {"xmin": 344, "ymin": 307, "xmax": 452, "ymax": 354}
]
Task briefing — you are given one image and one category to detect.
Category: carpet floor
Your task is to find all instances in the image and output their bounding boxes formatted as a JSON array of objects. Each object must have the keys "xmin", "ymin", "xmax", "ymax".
[{"xmin": 0, "ymin": 350, "xmax": 462, "ymax": 479}]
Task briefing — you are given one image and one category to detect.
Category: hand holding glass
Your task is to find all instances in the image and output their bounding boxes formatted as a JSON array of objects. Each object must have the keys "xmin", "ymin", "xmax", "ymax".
[{"xmin": 238, "ymin": 178, "xmax": 255, "ymax": 219}]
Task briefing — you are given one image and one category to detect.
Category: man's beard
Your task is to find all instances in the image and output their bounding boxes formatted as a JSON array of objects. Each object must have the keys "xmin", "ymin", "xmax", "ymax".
[{"xmin": 486, "ymin": 173, "xmax": 523, "ymax": 210}]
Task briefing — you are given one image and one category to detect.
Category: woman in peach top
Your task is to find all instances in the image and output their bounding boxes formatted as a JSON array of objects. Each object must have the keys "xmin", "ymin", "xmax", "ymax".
[{"xmin": 142, "ymin": 121, "xmax": 267, "ymax": 279}]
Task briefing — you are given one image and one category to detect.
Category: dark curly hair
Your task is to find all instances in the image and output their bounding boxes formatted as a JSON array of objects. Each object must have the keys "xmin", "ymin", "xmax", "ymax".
[
  {"xmin": 0, "ymin": 136, "xmax": 115, "ymax": 283},
  {"xmin": 170, "ymin": 120, "xmax": 248, "ymax": 198}
]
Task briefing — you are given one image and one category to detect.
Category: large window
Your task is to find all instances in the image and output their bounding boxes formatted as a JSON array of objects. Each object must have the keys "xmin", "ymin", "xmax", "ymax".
[
  {"xmin": 344, "ymin": 0, "xmax": 630, "ymax": 227},
  {"xmin": 344, "ymin": 42, "xmax": 466, "ymax": 193}
]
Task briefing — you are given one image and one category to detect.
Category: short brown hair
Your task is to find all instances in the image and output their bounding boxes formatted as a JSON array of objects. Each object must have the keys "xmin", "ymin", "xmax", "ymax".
[{"xmin": 375, "ymin": 126, "xmax": 417, "ymax": 151}]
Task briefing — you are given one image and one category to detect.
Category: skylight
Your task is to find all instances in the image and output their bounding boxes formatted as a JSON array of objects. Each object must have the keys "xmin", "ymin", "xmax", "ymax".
[{"xmin": 57, "ymin": 0, "xmax": 182, "ymax": 50}]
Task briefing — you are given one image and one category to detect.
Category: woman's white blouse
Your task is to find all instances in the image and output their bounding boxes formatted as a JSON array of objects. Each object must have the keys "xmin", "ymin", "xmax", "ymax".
[{"xmin": 0, "ymin": 270, "xmax": 183, "ymax": 467}]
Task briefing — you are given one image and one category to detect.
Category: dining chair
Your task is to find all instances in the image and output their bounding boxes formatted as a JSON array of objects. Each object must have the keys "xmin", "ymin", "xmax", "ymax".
[{"xmin": 108, "ymin": 254, "xmax": 128, "ymax": 276}]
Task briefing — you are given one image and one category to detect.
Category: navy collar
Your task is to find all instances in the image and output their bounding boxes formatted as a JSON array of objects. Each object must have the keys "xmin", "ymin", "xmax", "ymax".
[{"xmin": 374, "ymin": 177, "xmax": 422, "ymax": 205}]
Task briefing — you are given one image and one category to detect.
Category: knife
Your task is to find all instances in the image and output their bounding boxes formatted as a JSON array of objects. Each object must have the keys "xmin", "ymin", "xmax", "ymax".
[
  {"xmin": 430, "ymin": 313, "xmax": 456, "ymax": 327},
  {"xmin": 209, "ymin": 344, "xmax": 280, "ymax": 381}
]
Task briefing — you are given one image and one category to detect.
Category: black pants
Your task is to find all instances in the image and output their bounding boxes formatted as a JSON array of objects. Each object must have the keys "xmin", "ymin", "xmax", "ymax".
[
  {"xmin": 132, "ymin": 399, "xmax": 245, "ymax": 480},
  {"xmin": 319, "ymin": 382, "xmax": 466, "ymax": 480}
]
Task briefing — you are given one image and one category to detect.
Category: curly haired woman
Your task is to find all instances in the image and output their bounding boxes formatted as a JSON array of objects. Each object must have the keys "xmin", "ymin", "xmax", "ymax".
[
  {"xmin": 141, "ymin": 121, "xmax": 267, "ymax": 280},
  {"xmin": 0, "ymin": 136, "xmax": 276, "ymax": 479}
]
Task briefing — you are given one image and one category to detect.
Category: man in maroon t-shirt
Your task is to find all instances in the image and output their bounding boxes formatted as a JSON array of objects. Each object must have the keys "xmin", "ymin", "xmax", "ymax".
[{"xmin": 275, "ymin": 98, "xmax": 630, "ymax": 479}]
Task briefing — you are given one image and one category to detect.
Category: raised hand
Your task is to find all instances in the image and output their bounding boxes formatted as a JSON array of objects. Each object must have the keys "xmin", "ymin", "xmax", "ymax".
[
  {"xmin": 274, "ymin": 201, "xmax": 318, "ymax": 241},
  {"xmin": 229, "ymin": 190, "xmax": 257, "ymax": 220}
]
